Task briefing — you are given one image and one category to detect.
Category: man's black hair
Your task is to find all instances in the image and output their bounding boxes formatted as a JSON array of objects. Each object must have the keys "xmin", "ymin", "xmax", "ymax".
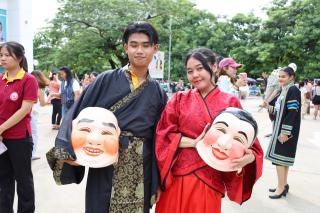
[{"xmin": 122, "ymin": 21, "xmax": 159, "ymax": 45}]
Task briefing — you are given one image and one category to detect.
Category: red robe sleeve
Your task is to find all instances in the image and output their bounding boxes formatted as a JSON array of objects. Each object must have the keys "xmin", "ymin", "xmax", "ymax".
[
  {"xmin": 155, "ymin": 93, "xmax": 182, "ymax": 190},
  {"xmin": 222, "ymin": 138, "xmax": 263, "ymax": 204}
]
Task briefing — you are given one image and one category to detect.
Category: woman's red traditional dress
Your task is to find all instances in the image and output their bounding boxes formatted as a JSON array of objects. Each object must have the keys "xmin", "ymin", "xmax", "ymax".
[{"xmin": 155, "ymin": 88, "xmax": 263, "ymax": 213}]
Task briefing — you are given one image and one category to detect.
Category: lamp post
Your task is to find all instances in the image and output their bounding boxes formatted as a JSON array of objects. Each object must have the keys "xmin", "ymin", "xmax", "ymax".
[{"xmin": 168, "ymin": 16, "xmax": 172, "ymax": 82}]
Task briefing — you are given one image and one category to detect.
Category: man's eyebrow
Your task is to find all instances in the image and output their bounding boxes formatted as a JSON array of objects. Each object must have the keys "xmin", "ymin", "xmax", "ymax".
[
  {"xmin": 238, "ymin": 131, "xmax": 248, "ymax": 141},
  {"xmin": 129, "ymin": 41, "xmax": 151, "ymax": 44},
  {"xmin": 102, "ymin": 122, "xmax": 116, "ymax": 129},
  {"xmin": 78, "ymin": 118, "xmax": 94, "ymax": 124},
  {"xmin": 214, "ymin": 121, "xmax": 229, "ymax": 127}
]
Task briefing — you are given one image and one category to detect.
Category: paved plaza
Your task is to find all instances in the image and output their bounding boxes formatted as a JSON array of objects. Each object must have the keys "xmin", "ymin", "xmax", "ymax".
[{"xmin": 28, "ymin": 96, "xmax": 320, "ymax": 213}]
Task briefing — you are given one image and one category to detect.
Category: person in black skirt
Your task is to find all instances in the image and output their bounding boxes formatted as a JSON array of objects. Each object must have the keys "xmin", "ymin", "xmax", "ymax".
[
  {"xmin": 312, "ymin": 80, "xmax": 320, "ymax": 120},
  {"xmin": 265, "ymin": 65, "xmax": 301, "ymax": 199}
]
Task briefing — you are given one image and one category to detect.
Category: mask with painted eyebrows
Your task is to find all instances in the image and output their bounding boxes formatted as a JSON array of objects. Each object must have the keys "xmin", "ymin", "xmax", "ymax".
[
  {"xmin": 71, "ymin": 107, "xmax": 121, "ymax": 168},
  {"xmin": 196, "ymin": 107, "xmax": 257, "ymax": 172}
]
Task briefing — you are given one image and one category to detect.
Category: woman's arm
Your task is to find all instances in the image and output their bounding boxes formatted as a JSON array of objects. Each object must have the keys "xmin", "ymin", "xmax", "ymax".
[
  {"xmin": 279, "ymin": 87, "xmax": 301, "ymax": 143},
  {"xmin": 74, "ymin": 90, "xmax": 81, "ymax": 101},
  {"xmin": 0, "ymin": 100, "xmax": 34, "ymax": 135},
  {"xmin": 179, "ymin": 124, "xmax": 210, "ymax": 148},
  {"xmin": 49, "ymin": 92, "xmax": 61, "ymax": 99},
  {"xmin": 38, "ymin": 89, "xmax": 47, "ymax": 106}
]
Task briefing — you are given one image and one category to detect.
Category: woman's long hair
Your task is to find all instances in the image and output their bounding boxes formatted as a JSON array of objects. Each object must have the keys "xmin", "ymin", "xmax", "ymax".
[
  {"xmin": 59, "ymin": 66, "xmax": 74, "ymax": 85},
  {"xmin": 31, "ymin": 71, "xmax": 49, "ymax": 89}
]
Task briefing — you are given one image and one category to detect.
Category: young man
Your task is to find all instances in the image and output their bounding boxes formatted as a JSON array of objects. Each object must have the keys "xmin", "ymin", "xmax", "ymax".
[{"xmin": 47, "ymin": 21, "xmax": 167, "ymax": 213}]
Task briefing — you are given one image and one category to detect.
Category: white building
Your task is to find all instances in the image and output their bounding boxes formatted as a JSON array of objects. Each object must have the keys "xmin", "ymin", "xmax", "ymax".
[{"xmin": 0, "ymin": 0, "xmax": 33, "ymax": 72}]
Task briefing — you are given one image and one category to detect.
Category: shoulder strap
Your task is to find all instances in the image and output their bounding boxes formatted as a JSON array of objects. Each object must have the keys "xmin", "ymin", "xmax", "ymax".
[{"xmin": 108, "ymin": 79, "xmax": 150, "ymax": 113}]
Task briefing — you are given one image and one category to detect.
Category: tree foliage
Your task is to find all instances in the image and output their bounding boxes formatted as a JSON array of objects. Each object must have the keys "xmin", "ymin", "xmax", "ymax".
[{"xmin": 34, "ymin": 0, "xmax": 320, "ymax": 80}]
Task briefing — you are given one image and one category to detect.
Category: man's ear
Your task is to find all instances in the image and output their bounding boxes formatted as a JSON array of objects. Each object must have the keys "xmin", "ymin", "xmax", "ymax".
[
  {"xmin": 153, "ymin": 44, "xmax": 159, "ymax": 52},
  {"xmin": 123, "ymin": 43, "xmax": 128, "ymax": 54}
]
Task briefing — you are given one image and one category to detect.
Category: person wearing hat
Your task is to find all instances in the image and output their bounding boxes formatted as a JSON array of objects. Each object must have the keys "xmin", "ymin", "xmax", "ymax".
[
  {"xmin": 265, "ymin": 65, "xmax": 301, "ymax": 199},
  {"xmin": 217, "ymin": 57, "xmax": 244, "ymax": 98}
]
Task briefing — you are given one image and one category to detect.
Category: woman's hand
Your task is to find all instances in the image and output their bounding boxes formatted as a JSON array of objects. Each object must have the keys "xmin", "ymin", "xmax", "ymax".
[
  {"xmin": 155, "ymin": 187, "xmax": 162, "ymax": 203},
  {"xmin": 278, "ymin": 133, "xmax": 289, "ymax": 144},
  {"xmin": 179, "ymin": 123, "xmax": 210, "ymax": 148},
  {"xmin": 193, "ymin": 123, "xmax": 211, "ymax": 146},
  {"xmin": 230, "ymin": 149, "xmax": 255, "ymax": 172},
  {"xmin": 261, "ymin": 101, "xmax": 268, "ymax": 108}
]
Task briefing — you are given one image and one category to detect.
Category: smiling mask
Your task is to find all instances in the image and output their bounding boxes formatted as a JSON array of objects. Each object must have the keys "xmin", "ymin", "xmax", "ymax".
[
  {"xmin": 71, "ymin": 107, "xmax": 120, "ymax": 168},
  {"xmin": 196, "ymin": 107, "xmax": 257, "ymax": 171}
]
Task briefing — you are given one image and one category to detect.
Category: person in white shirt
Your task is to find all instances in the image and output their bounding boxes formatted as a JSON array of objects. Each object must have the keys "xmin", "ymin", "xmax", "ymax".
[
  {"xmin": 217, "ymin": 57, "xmax": 244, "ymax": 98},
  {"xmin": 49, "ymin": 67, "xmax": 80, "ymax": 116}
]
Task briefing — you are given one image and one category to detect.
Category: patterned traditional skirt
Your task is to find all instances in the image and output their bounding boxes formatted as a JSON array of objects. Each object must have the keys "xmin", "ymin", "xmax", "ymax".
[{"xmin": 109, "ymin": 132, "xmax": 145, "ymax": 213}]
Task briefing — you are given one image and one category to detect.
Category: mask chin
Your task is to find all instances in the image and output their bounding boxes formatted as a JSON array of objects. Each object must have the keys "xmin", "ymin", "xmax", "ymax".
[
  {"xmin": 75, "ymin": 149, "xmax": 118, "ymax": 168},
  {"xmin": 197, "ymin": 139, "xmax": 236, "ymax": 172}
]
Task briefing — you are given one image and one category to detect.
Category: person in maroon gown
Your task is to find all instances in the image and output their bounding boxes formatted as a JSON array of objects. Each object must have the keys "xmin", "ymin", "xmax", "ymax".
[{"xmin": 155, "ymin": 48, "xmax": 263, "ymax": 213}]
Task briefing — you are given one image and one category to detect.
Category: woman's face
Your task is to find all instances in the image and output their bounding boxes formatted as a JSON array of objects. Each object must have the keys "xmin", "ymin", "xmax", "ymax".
[
  {"xmin": 59, "ymin": 70, "xmax": 67, "ymax": 80},
  {"xmin": 0, "ymin": 47, "xmax": 21, "ymax": 71},
  {"xmin": 52, "ymin": 74, "xmax": 57, "ymax": 80},
  {"xmin": 278, "ymin": 70, "xmax": 293, "ymax": 86},
  {"xmin": 225, "ymin": 66, "xmax": 237, "ymax": 78},
  {"xmin": 186, "ymin": 57, "xmax": 213, "ymax": 92}
]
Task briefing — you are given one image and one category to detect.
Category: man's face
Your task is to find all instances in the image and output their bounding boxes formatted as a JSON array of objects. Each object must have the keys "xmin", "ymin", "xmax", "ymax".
[
  {"xmin": 124, "ymin": 33, "xmax": 159, "ymax": 69},
  {"xmin": 71, "ymin": 107, "xmax": 120, "ymax": 168},
  {"xmin": 196, "ymin": 112, "xmax": 255, "ymax": 171}
]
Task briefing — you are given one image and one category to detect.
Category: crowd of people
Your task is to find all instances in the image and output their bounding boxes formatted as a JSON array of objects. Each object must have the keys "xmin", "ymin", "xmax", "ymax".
[{"xmin": 0, "ymin": 20, "xmax": 316, "ymax": 213}]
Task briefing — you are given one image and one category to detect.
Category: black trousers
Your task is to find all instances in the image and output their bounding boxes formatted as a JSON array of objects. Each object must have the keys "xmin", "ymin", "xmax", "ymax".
[
  {"xmin": 0, "ymin": 137, "xmax": 35, "ymax": 213},
  {"xmin": 51, "ymin": 98, "xmax": 62, "ymax": 125}
]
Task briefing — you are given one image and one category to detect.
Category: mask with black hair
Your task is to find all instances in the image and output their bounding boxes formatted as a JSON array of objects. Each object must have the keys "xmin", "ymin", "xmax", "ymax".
[{"xmin": 196, "ymin": 107, "xmax": 257, "ymax": 172}]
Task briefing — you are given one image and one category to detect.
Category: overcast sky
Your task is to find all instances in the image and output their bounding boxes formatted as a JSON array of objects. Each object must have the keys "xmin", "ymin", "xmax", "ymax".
[{"xmin": 32, "ymin": 0, "xmax": 272, "ymax": 34}]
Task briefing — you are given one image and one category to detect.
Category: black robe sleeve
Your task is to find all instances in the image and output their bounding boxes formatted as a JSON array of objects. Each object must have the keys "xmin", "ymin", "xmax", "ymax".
[{"xmin": 46, "ymin": 70, "xmax": 120, "ymax": 185}]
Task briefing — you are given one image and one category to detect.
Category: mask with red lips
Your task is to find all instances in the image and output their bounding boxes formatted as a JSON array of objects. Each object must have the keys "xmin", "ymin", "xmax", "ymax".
[
  {"xmin": 71, "ymin": 107, "xmax": 120, "ymax": 168},
  {"xmin": 196, "ymin": 107, "xmax": 257, "ymax": 171}
]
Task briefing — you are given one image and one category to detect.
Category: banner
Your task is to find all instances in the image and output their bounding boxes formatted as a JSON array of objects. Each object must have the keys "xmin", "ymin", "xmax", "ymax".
[
  {"xmin": 0, "ymin": 9, "xmax": 7, "ymax": 43},
  {"xmin": 149, "ymin": 51, "xmax": 164, "ymax": 79}
]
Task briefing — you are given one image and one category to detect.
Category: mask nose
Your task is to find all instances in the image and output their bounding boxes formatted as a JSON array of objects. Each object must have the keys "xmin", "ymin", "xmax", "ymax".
[
  {"xmin": 87, "ymin": 132, "xmax": 103, "ymax": 146},
  {"xmin": 217, "ymin": 134, "xmax": 232, "ymax": 150}
]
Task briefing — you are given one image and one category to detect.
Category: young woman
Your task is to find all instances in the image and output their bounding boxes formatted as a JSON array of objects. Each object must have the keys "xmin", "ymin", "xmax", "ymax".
[
  {"xmin": 155, "ymin": 49, "xmax": 263, "ymax": 213},
  {"xmin": 299, "ymin": 82, "xmax": 310, "ymax": 119},
  {"xmin": 265, "ymin": 66, "xmax": 301, "ymax": 199},
  {"xmin": 312, "ymin": 80, "xmax": 320, "ymax": 120},
  {"xmin": 49, "ymin": 67, "xmax": 80, "ymax": 116},
  {"xmin": 0, "ymin": 41, "xmax": 38, "ymax": 212},
  {"xmin": 48, "ymin": 72, "xmax": 62, "ymax": 129},
  {"xmin": 30, "ymin": 70, "xmax": 49, "ymax": 159},
  {"xmin": 217, "ymin": 57, "xmax": 244, "ymax": 98}
]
